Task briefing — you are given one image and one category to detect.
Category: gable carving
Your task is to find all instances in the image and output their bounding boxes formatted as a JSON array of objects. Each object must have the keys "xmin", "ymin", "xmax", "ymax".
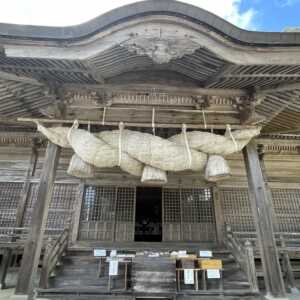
[{"xmin": 121, "ymin": 36, "xmax": 200, "ymax": 64}]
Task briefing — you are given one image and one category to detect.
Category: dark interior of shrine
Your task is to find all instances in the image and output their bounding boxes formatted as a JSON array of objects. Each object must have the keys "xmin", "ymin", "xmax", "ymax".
[{"xmin": 135, "ymin": 187, "xmax": 162, "ymax": 242}]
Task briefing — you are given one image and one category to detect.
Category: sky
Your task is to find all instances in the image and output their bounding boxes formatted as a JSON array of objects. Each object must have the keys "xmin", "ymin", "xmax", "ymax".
[{"xmin": 0, "ymin": 0, "xmax": 299, "ymax": 32}]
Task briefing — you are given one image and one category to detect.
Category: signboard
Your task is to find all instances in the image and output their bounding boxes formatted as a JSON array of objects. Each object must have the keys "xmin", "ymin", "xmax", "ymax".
[
  {"xmin": 93, "ymin": 249, "xmax": 106, "ymax": 257},
  {"xmin": 200, "ymin": 259, "xmax": 222, "ymax": 270},
  {"xmin": 109, "ymin": 260, "xmax": 119, "ymax": 276},
  {"xmin": 207, "ymin": 269, "xmax": 221, "ymax": 279},
  {"xmin": 199, "ymin": 250, "xmax": 212, "ymax": 258},
  {"xmin": 178, "ymin": 250, "xmax": 188, "ymax": 258},
  {"xmin": 184, "ymin": 269, "xmax": 194, "ymax": 284}
]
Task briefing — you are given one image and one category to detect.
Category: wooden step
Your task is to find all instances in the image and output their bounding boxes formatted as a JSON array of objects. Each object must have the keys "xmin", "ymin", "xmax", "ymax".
[{"xmin": 132, "ymin": 255, "xmax": 176, "ymax": 294}]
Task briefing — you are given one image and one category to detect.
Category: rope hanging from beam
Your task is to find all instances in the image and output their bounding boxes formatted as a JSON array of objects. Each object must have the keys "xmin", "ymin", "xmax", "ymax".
[{"xmin": 36, "ymin": 121, "xmax": 261, "ymax": 184}]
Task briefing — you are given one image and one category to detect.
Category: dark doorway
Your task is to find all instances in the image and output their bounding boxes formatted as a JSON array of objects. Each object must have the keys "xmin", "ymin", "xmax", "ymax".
[{"xmin": 135, "ymin": 187, "xmax": 162, "ymax": 242}]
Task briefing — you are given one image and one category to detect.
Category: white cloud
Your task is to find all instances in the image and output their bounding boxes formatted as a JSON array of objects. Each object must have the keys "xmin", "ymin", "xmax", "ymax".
[
  {"xmin": 276, "ymin": 0, "xmax": 300, "ymax": 7},
  {"xmin": 0, "ymin": 0, "xmax": 256, "ymax": 30}
]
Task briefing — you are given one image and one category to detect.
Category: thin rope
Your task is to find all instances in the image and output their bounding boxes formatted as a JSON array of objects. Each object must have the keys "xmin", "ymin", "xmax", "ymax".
[
  {"xmin": 152, "ymin": 107, "xmax": 156, "ymax": 136},
  {"xmin": 118, "ymin": 122, "xmax": 124, "ymax": 167},
  {"xmin": 102, "ymin": 107, "xmax": 107, "ymax": 126},
  {"xmin": 182, "ymin": 124, "xmax": 192, "ymax": 169},
  {"xmin": 226, "ymin": 124, "xmax": 238, "ymax": 152},
  {"xmin": 202, "ymin": 110, "xmax": 207, "ymax": 129},
  {"xmin": 67, "ymin": 120, "xmax": 79, "ymax": 141}
]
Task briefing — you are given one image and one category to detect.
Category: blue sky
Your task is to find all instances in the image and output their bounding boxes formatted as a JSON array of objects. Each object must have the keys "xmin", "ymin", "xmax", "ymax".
[
  {"xmin": 240, "ymin": 0, "xmax": 300, "ymax": 31},
  {"xmin": 0, "ymin": 0, "xmax": 299, "ymax": 32}
]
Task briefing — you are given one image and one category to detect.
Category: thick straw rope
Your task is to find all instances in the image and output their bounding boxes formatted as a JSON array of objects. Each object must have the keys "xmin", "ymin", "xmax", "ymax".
[
  {"xmin": 182, "ymin": 124, "xmax": 192, "ymax": 169},
  {"xmin": 37, "ymin": 121, "xmax": 261, "ymax": 178},
  {"xmin": 226, "ymin": 124, "xmax": 238, "ymax": 152},
  {"xmin": 118, "ymin": 122, "xmax": 124, "ymax": 166}
]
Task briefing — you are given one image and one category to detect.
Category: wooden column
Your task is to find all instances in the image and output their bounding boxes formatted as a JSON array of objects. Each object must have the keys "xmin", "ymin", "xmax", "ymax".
[
  {"xmin": 213, "ymin": 186, "xmax": 225, "ymax": 246},
  {"xmin": 243, "ymin": 141, "xmax": 286, "ymax": 298},
  {"xmin": 70, "ymin": 181, "xmax": 85, "ymax": 243},
  {"xmin": 0, "ymin": 248, "xmax": 12, "ymax": 289},
  {"xmin": 257, "ymin": 147, "xmax": 279, "ymax": 232},
  {"xmin": 15, "ymin": 145, "xmax": 38, "ymax": 227},
  {"xmin": 15, "ymin": 142, "xmax": 60, "ymax": 298}
]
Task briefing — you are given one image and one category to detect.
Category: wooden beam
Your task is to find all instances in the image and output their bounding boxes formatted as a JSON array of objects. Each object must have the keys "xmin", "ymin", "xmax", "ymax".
[
  {"xmin": 243, "ymin": 141, "xmax": 286, "ymax": 298},
  {"xmin": 204, "ymin": 64, "xmax": 236, "ymax": 87},
  {"xmin": 256, "ymin": 82, "xmax": 300, "ymax": 96},
  {"xmin": 63, "ymin": 83, "xmax": 247, "ymax": 97},
  {"xmin": 0, "ymin": 71, "xmax": 43, "ymax": 86},
  {"xmin": 15, "ymin": 142, "xmax": 61, "ymax": 298},
  {"xmin": 18, "ymin": 117, "xmax": 257, "ymax": 130}
]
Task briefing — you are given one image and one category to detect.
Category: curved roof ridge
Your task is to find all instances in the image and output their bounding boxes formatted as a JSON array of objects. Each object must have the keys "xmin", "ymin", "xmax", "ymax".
[{"xmin": 0, "ymin": 0, "xmax": 300, "ymax": 45}]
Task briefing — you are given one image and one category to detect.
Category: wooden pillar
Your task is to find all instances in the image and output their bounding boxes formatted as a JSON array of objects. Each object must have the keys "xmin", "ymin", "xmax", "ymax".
[
  {"xmin": 15, "ymin": 145, "xmax": 38, "ymax": 227},
  {"xmin": 243, "ymin": 141, "xmax": 286, "ymax": 298},
  {"xmin": 213, "ymin": 186, "xmax": 225, "ymax": 246},
  {"xmin": 0, "ymin": 248, "xmax": 12, "ymax": 289},
  {"xmin": 257, "ymin": 146, "xmax": 279, "ymax": 232},
  {"xmin": 70, "ymin": 181, "xmax": 85, "ymax": 243},
  {"xmin": 15, "ymin": 142, "xmax": 60, "ymax": 298}
]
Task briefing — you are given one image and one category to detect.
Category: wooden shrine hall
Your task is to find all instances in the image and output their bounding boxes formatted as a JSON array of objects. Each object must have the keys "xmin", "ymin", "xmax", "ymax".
[{"xmin": 0, "ymin": 0, "xmax": 300, "ymax": 299}]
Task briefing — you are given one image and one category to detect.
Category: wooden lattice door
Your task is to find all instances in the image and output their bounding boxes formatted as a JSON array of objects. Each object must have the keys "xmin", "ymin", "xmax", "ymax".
[
  {"xmin": 0, "ymin": 182, "xmax": 23, "ymax": 240},
  {"xmin": 79, "ymin": 185, "xmax": 136, "ymax": 241},
  {"xmin": 162, "ymin": 187, "xmax": 216, "ymax": 242},
  {"xmin": 22, "ymin": 183, "xmax": 77, "ymax": 234}
]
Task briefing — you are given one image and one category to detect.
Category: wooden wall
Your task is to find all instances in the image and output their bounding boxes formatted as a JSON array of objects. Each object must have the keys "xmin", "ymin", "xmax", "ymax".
[{"xmin": 0, "ymin": 142, "xmax": 299, "ymax": 241}]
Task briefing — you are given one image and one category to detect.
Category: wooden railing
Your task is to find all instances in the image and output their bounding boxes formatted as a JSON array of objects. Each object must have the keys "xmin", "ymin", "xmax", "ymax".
[
  {"xmin": 0, "ymin": 227, "xmax": 67, "ymax": 243},
  {"xmin": 224, "ymin": 226, "xmax": 259, "ymax": 293},
  {"xmin": 39, "ymin": 228, "xmax": 69, "ymax": 289},
  {"xmin": 228, "ymin": 230, "xmax": 300, "ymax": 292}
]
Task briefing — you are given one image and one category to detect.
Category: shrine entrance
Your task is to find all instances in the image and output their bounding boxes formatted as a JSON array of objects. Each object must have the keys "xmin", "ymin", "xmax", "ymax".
[
  {"xmin": 134, "ymin": 187, "xmax": 162, "ymax": 242},
  {"xmin": 78, "ymin": 185, "xmax": 216, "ymax": 243}
]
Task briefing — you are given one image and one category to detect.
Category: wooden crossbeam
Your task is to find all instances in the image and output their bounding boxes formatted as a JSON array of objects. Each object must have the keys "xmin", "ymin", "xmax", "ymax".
[
  {"xmin": 17, "ymin": 117, "xmax": 257, "ymax": 130},
  {"xmin": 63, "ymin": 83, "xmax": 247, "ymax": 97}
]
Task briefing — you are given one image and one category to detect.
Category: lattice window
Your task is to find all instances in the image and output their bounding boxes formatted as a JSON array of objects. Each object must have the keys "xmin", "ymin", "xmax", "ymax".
[
  {"xmin": 271, "ymin": 188, "xmax": 300, "ymax": 233},
  {"xmin": 0, "ymin": 182, "xmax": 23, "ymax": 237},
  {"xmin": 22, "ymin": 183, "xmax": 77, "ymax": 233},
  {"xmin": 115, "ymin": 187, "xmax": 135, "ymax": 222},
  {"xmin": 220, "ymin": 188, "xmax": 255, "ymax": 232},
  {"xmin": 80, "ymin": 186, "xmax": 116, "ymax": 222},
  {"xmin": 181, "ymin": 188, "xmax": 214, "ymax": 223},
  {"xmin": 163, "ymin": 189, "xmax": 181, "ymax": 223},
  {"xmin": 163, "ymin": 187, "xmax": 216, "ymax": 242}
]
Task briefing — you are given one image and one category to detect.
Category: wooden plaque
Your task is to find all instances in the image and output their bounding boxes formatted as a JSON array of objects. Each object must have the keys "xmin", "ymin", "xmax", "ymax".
[{"xmin": 200, "ymin": 259, "xmax": 222, "ymax": 270}]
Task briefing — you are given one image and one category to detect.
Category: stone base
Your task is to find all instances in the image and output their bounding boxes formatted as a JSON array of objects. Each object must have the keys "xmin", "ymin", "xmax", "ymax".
[
  {"xmin": 264, "ymin": 293, "xmax": 289, "ymax": 300},
  {"xmin": 290, "ymin": 287, "xmax": 300, "ymax": 294},
  {"xmin": 10, "ymin": 295, "xmax": 29, "ymax": 300}
]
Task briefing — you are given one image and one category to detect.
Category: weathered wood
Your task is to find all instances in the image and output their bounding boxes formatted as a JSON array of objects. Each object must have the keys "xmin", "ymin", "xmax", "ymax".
[
  {"xmin": 258, "ymin": 150, "xmax": 279, "ymax": 232},
  {"xmin": 243, "ymin": 141, "xmax": 286, "ymax": 298},
  {"xmin": 280, "ymin": 235, "xmax": 297, "ymax": 291},
  {"xmin": 71, "ymin": 182, "xmax": 85, "ymax": 243},
  {"xmin": 64, "ymin": 83, "xmax": 247, "ymax": 97},
  {"xmin": 244, "ymin": 240, "xmax": 259, "ymax": 293},
  {"xmin": 15, "ymin": 142, "xmax": 61, "ymax": 297},
  {"xmin": 15, "ymin": 146, "xmax": 38, "ymax": 227},
  {"xmin": 213, "ymin": 186, "xmax": 225, "ymax": 246},
  {"xmin": 0, "ymin": 248, "xmax": 12, "ymax": 289},
  {"xmin": 18, "ymin": 117, "xmax": 256, "ymax": 130},
  {"xmin": 39, "ymin": 229, "xmax": 69, "ymax": 289}
]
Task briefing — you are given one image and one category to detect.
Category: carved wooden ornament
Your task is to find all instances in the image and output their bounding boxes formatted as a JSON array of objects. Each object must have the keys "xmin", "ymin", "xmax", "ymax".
[{"xmin": 121, "ymin": 37, "xmax": 200, "ymax": 64}]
